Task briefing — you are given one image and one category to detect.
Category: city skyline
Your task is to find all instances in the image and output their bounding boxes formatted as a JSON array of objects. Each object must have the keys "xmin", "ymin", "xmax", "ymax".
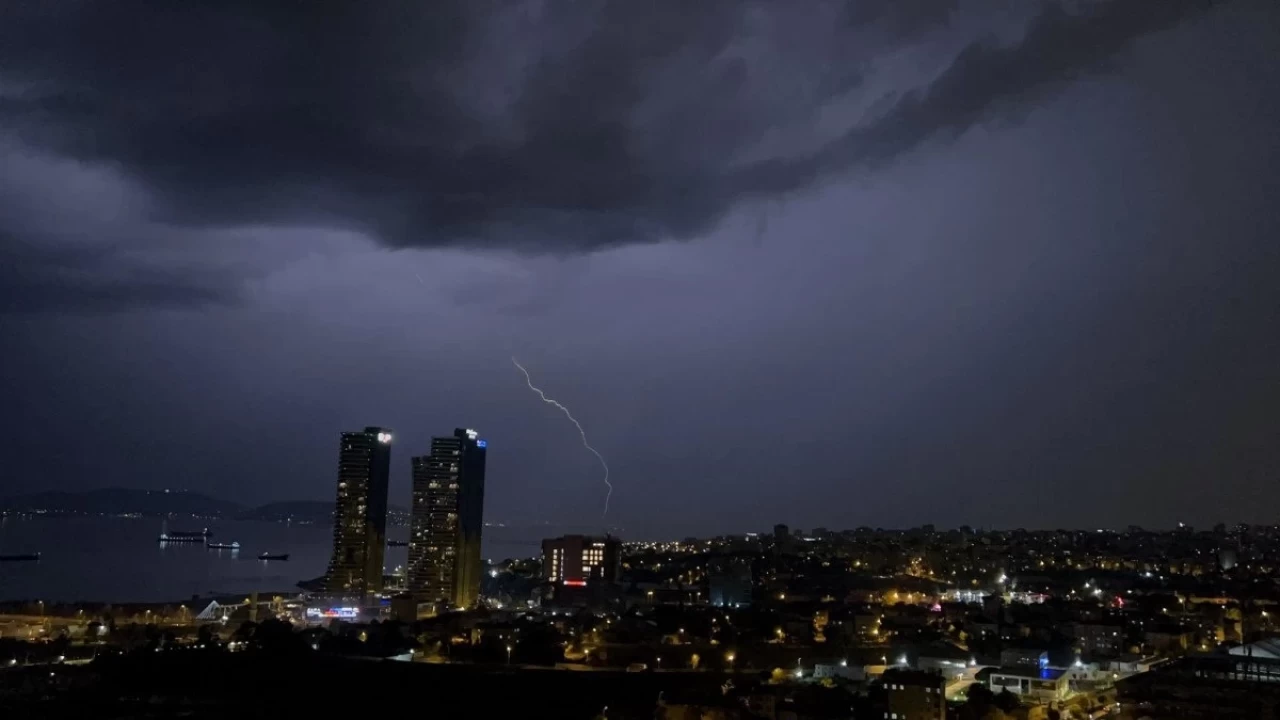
[
  {"xmin": 1, "ymin": 2, "xmax": 1278, "ymax": 538},
  {"xmin": 4, "ymin": 507, "xmax": 1278, "ymax": 717},
  {"xmin": 1, "ymin": 3, "xmax": 1277, "ymax": 715}
]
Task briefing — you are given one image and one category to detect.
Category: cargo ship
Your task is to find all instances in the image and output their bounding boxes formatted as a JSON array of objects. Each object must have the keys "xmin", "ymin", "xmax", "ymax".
[
  {"xmin": 258, "ymin": 552, "xmax": 289, "ymax": 561},
  {"xmin": 207, "ymin": 542, "xmax": 240, "ymax": 550},
  {"xmin": 158, "ymin": 524, "xmax": 212, "ymax": 543},
  {"xmin": 158, "ymin": 533, "xmax": 206, "ymax": 543},
  {"xmin": 0, "ymin": 553, "xmax": 40, "ymax": 562}
]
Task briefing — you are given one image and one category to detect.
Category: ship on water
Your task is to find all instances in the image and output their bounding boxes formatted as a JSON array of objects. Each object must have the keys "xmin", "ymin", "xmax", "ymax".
[
  {"xmin": 158, "ymin": 532, "xmax": 207, "ymax": 543},
  {"xmin": 0, "ymin": 553, "xmax": 40, "ymax": 562},
  {"xmin": 158, "ymin": 522, "xmax": 212, "ymax": 544},
  {"xmin": 207, "ymin": 541, "xmax": 240, "ymax": 550},
  {"xmin": 258, "ymin": 552, "xmax": 289, "ymax": 561}
]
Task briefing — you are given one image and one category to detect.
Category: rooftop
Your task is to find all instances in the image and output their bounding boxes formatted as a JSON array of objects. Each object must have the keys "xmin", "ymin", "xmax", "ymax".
[{"xmin": 992, "ymin": 666, "xmax": 1067, "ymax": 681}]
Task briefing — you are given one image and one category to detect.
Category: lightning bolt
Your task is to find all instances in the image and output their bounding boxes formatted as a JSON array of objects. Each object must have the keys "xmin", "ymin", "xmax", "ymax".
[{"xmin": 512, "ymin": 357, "xmax": 612, "ymax": 518}]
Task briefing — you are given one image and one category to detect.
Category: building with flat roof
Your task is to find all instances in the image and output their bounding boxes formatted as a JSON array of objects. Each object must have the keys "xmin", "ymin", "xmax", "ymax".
[
  {"xmin": 708, "ymin": 557, "xmax": 753, "ymax": 608},
  {"xmin": 882, "ymin": 668, "xmax": 946, "ymax": 720},
  {"xmin": 1117, "ymin": 654, "xmax": 1280, "ymax": 719},
  {"xmin": 1229, "ymin": 637, "xmax": 1280, "ymax": 660},
  {"xmin": 322, "ymin": 427, "xmax": 392, "ymax": 597},
  {"xmin": 542, "ymin": 535, "xmax": 621, "ymax": 585},
  {"xmin": 407, "ymin": 428, "xmax": 487, "ymax": 609},
  {"xmin": 988, "ymin": 666, "xmax": 1070, "ymax": 703}
]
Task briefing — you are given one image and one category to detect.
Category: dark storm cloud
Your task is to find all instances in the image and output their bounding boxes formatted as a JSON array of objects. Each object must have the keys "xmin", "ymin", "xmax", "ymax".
[
  {"xmin": 0, "ymin": 137, "xmax": 241, "ymax": 312},
  {"xmin": 736, "ymin": 0, "xmax": 1218, "ymax": 194},
  {"xmin": 0, "ymin": 232, "xmax": 232, "ymax": 312},
  {"xmin": 0, "ymin": 0, "xmax": 1217, "ymax": 264},
  {"xmin": 843, "ymin": 0, "xmax": 959, "ymax": 41},
  {"xmin": 859, "ymin": 0, "xmax": 1217, "ymax": 162}
]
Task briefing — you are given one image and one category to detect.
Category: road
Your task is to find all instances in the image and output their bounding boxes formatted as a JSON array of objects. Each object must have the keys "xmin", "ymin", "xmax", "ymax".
[{"xmin": 945, "ymin": 667, "xmax": 985, "ymax": 700}]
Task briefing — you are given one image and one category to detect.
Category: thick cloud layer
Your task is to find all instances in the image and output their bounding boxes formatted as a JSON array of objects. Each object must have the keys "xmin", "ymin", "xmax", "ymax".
[
  {"xmin": 1, "ymin": 1, "xmax": 1276, "ymax": 537},
  {"xmin": 0, "ymin": 0, "xmax": 1214, "ymax": 272}
]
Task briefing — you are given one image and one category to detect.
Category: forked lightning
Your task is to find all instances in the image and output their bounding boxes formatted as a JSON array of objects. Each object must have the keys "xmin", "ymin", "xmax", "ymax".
[{"xmin": 511, "ymin": 357, "xmax": 612, "ymax": 518}]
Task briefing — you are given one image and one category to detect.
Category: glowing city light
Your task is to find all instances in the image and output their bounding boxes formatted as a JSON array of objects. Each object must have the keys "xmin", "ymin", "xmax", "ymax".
[{"xmin": 305, "ymin": 607, "xmax": 359, "ymax": 619}]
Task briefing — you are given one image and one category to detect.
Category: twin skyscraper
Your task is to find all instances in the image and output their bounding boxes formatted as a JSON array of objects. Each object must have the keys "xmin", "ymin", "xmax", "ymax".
[{"xmin": 321, "ymin": 426, "xmax": 487, "ymax": 609}]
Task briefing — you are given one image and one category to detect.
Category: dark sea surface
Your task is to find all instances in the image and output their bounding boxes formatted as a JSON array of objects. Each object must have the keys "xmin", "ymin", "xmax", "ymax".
[{"xmin": 0, "ymin": 516, "xmax": 546, "ymax": 602}]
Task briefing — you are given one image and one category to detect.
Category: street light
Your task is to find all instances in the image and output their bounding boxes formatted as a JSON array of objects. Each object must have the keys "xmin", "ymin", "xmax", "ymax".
[{"xmin": 506, "ymin": 645, "xmax": 513, "ymax": 665}]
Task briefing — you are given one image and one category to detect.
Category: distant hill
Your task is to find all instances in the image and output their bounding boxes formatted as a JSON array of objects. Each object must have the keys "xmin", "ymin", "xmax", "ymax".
[
  {"xmin": 0, "ymin": 488, "xmax": 243, "ymax": 519},
  {"xmin": 0, "ymin": 488, "xmax": 408, "ymax": 525},
  {"xmin": 237, "ymin": 501, "xmax": 410, "ymax": 525},
  {"xmin": 236, "ymin": 501, "xmax": 331, "ymax": 524}
]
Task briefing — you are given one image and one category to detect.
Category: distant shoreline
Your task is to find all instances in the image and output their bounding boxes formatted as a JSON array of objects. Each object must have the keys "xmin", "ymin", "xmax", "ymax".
[{"xmin": 0, "ymin": 489, "xmax": 410, "ymax": 527}]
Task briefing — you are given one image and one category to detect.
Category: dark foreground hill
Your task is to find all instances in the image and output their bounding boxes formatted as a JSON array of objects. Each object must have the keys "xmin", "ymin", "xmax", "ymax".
[{"xmin": 4, "ymin": 651, "xmax": 729, "ymax": 720}]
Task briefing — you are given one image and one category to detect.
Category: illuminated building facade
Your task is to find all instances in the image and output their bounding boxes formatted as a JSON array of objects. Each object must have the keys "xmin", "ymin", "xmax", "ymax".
[
  {"xmin": 709, "ymin": 557, "xmax": 753, "ymax": 607},
  {"xmin": 407, "ymin": 428, "xmax": 487, "ymax": 608},
  {"xmin": 988, "ymin": 666, "xmax": 1070, "ymax": 703},
  {"xmin": 883, "ymin": 668, "xmax": 947, "ymax": 720},
  {"xmin": 323, "ymin": 427, "xmax": 392, "ymax": 597},
  {"xmin": 542, "ymin": 535, "xmax": 621, "ymax": 585}
]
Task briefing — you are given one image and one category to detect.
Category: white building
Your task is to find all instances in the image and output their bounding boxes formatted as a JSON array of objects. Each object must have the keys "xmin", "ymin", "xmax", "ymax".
[{"xmin": 989, "ymin": 666, "xmax": 1070, "ymax": 702}]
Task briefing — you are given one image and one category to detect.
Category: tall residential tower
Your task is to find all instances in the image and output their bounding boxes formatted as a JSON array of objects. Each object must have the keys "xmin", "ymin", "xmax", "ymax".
[
  {"xmin": 407, "ymin": 428, "xmax": 487, "ymax": 608},
  {"xmin": 322, "ymin": 427, "xmax": 392, "ymax": 597}
]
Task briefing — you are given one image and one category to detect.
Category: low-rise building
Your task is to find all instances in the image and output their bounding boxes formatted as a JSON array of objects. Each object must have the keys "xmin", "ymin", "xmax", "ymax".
[
  {"xmin": 988, "ymin": 665, "xmax": 1070, "ymax": 703},
  {"xmin": 1117, "ymin": 654, "xmax": 1280, "ymax": 719},
  {"xmin": 1070, "ymin": 621, "xmax": 1125, "ymax": 655},
  {"xmin": 1144, "ymin": 625, "xmax": 1191, "ymax": 653},
  {"xmin": 999, "ymin": 647, "xmax": 1048, "ymax": 668},
  {"xmin": 708, "ymin": 557, "xmax": 753, "ymax": 608},
  {"xmin": 542, "ymin": 535, "xmax": 622, "ymax": 585},
  {"xmin": 882, "ymin": 668, "xmax": 946, "ymax": 720},
  {"xmin": 813, "ymin": 661, "xmax": 865, "ymax": 681}
]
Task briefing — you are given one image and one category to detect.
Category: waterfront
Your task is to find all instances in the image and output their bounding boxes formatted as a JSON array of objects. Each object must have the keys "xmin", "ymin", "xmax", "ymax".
[{"xmin": 0, "ymin": 516, "xmax": 542, "ymax": 602}]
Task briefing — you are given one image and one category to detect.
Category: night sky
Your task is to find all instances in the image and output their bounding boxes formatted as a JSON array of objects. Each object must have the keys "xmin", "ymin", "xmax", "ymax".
[{"xmin": 1, "ymin": 1, "xmax": 1277, "ymax": 537}]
